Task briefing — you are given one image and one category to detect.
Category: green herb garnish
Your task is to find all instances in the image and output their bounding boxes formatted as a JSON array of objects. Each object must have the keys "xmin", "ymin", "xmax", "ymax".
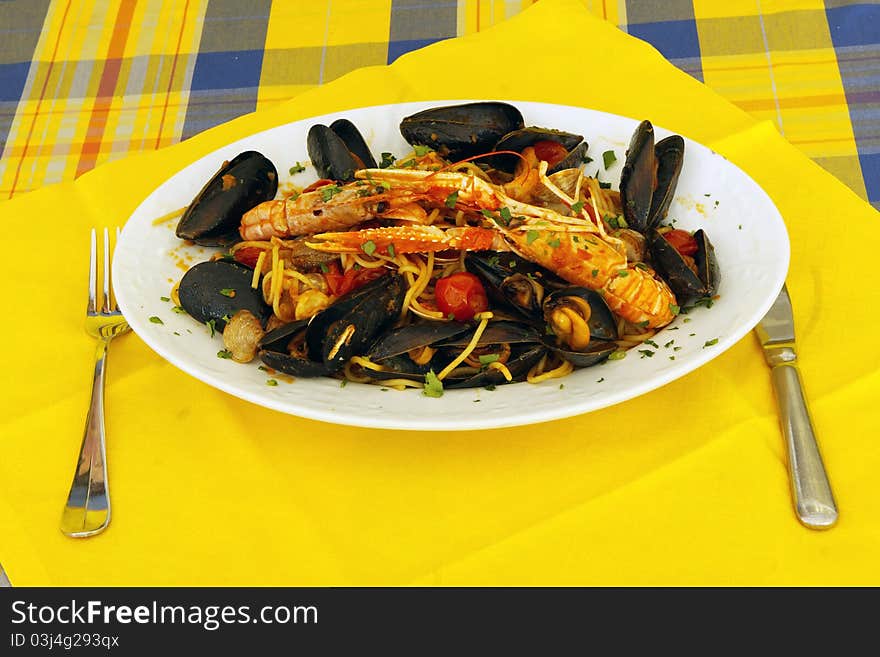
[
  {"xmin": 478, "ymin": 354, "xmax": 500, "ymax": 366},
  {"xmin": 321, "ymin": 185, "xmax": 341, "ymax": 201},
  {"xmin": 602, "ymin": 150, "xmax": 617, "ymax": 169},
  {"xmin": 149, "ymin": 316, "xmax": 163, "ymax": 324},
  {"xmin": 499, "ymin": 207, "xmax": 512, "ymax": 224},
  {"xmin": 607, "ymin": 350, "xmax": 627, "ymax": 360},
  {"xmin": 424, "ymin": 370, "xmax": 444, "ymax": 398},
  {"xmin": 379, "ymin": 152, "xmax": 396, "ymax": 168},
  {"xmin": 206, "ymin": 319, "xmax": 217, "ymax": 337},
  {"xmin": 703, "ymin": 338, "xmax": 719, "ymax": 348},
  {"xmin": 362, "ymin": 240, "xmax": 377, "ymax": 256},
  {"xmin": 217, "ymin": 349, "xmax": 233, "ymax": 359},
  {"xmin": 387, "ymin": 243, "xmax": 396, "ymax": 258},
  {"xmin": 526, "ymin": 230, "xmax": 539, "ymax": 245},
  {"xmin": 570, "ymin": 201, "xmax": 584, "ymax": 214},
  {"xmin": 445, "ymin": 191, "xmax": 459, "ymax": 208},
  {"xmin": 160, "ymin": 296, "xmax": 170, "ymax": 302},
  {"xmin": 266, "ymin": 379, "xmax": 278, "ymax": 386},
  {"xmin": 413, "ymin": 145, "xmax": 432, "ymax": 156},
  {"xmin": 289, "ymin": 162, "xmax": 306, "ymax": 175},
  {"xmin": 219, "ymin": 288, "xmax": 235, "ymax": 298}
]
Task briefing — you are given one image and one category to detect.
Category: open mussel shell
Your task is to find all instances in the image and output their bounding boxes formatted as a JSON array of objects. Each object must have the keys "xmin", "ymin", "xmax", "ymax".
[
  {"xmin": 305, "ymin": 272, "xmax": 406, "ymax": 372},
  {"xmin": 649, "ymin": 229, "xmax": 718, "ymax": 304},
  {"xmin": 436, "ymin": 320, "xmax": 541, "ymax": 348},
  {"xmin": 491, "ymin": 127, "xmax": 587, "ymax": 174},
  {"xmin": 176, "ymin": 151, "xmax": 278, "ymax": 245},
  {"xmin": 257, "ymin": 320, "xmax": 330, "ymax": 377},
  {"xmin": 176, "ymin": 260, "xmax": 271, "ymax": 332},
  {"xmin": 543, "ymin": 287, "xmax": 618, "ymax": 343},
  {"xmin": 444, "ymin": 344, "xmax": 547, "ymax": 389},
  {"xmin": 368, "ymin": 321, "xmax": 471, "ymax": 362},
  {"xmin": 649, "ymin": 136, "xmax": 684, "ymax": 227},
  {"xmin": 542, "ymin": 339, "xmax": 617, "ymax": 369},
  {"xmin": 329, "ymin": 119, "xmax": 377, "ymax": 169},
  {"xmin": 307, "ymin": 124, "xmax": 359, "ymax": 182},
  {"xmin": 619, "ymin": 120, "xmax": 656, "ymax": 234},
  {"xmin": 465, "ymin": 254, "xmax": 548, "ymax": 320},
  {"xmin": 399, "ymin": 102, "xmax": 524, "ymax": 161}
]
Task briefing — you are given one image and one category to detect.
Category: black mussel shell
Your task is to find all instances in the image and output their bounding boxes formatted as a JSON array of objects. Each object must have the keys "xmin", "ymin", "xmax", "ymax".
[
  {"xmin": 542, "ymin": 339, "xmax": 617, "ymax": 369},
  {"xmin": 177, "ymin": 260, "xmax": 271, "ymax": 332},
  {"xmin": 368, "ymin": 321, "xmax": 471, "ymax": 362},
  {"xmin": 619, "ymin": 120, "xmax": 656, "ymax": 234},
  {"xmin": 436, "ymin": 320, "xmax": 541, "ymax": 348},
  {"xmin": 445, "ymin": 344, "xmax": 546, "ymax": 389},
  {"xmin": 492, "ymin": 127, "xmax": 586, "ymax": 174},
  {"xmin": 648, "ymin": 136, "xmax": 684, "ymax": 228},
  {"xmin": 360, "ymin": 354, "xmax": 434, "ymax": 383},
  {"xmin": 307, "ymin": 124, "xmax": 360, "ymax": 182},
  {"xmin": 305, "ymin": 272, "xmax": 406, "ymax": 372},
  {"xmin": 543, "ymin": 287, "xmax": 618, "ymax": 343},
  {"xmin": 258, "ymin": 319, "xmax": 310, "ymax": 353},
  {"xmin": 258, "ymin": 350, "xmax": 330, "ymax": 378},
  {"xmin": 466, "ymin": 254, "xmax": 545, "ymax": 320},
  {"xmin": 176, "ymin": 151, "xmax": 278, "ymax": 246},
  {"xmin": 649, "ymin": 229, "xmax": 718, "ymax": 304},
  {"xmin": 399, "ymin": 102, "xmax": 524, "ymax": 161},
  {"xmin": 329, "ymin": 119, "xmax": 377, "ymax": 169}
]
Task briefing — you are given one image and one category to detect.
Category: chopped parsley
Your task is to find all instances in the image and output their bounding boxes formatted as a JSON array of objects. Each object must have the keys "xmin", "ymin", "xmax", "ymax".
[
  {"xmin": 478, "ymin": 354, "xmax": 500, "ymax": 366},
  {"xmin": 617, "ymin": 270, "xmax": 629, "ymax": 277},
  {"xmin": 445, "ymin": 191, "xmax": 459, "ymax": 208},
  {"xmin": 266, "ymin": 379, "xmax": 278, "ymax": 386},
  {"xmin": 387, "ymin": 243, "xmax": 396, "ymax": 258},
  {"xmin": 602, "ymin": 150, "xmax": 617, "ymax": 169},
  {"xmin": 669, "ymin": 303, "xmax": 680, "ymax": 315},
  {"xmin": 217, "ymin": 349, "xmax": 233, "ymax": 359},
  {"xmin": 289, "ymin": 162, "xmax": 306, "ymax": 175},
  {"xmin": 424, "ymin": 370, "xmax": 444, "ymax": 398},
  {"xmin": 160, "ymin": 296, "xmax": 170, "ymax": 302},
  {"xmin": 219, "ymin": 288, "xmax": 235, "ymax": 298},
  {"xmin": 638, "ymin": 349, "xmax": 655, "ymax": 358},
  {"xmin": 379, "ymin": 152, "xmax": 396, "ymax": 168},
  {"xmin": 570, "ymin": 200, "xmax": 584, "ymax": 214},
  {"xmin": 499, "ymin": 207, "xmax": 512, "ymax": 224},
  {"xmin": 362, "ymin": 240, "xmax": 377, "ymax": 256},
  {"xmin": 599, "ymin": 181, "xmax": 612, "ymax": 189},
  {"xmin": 413, "ymin": 145, "xmax": 432, "ymax": 156},
  {"xmin": 206, "ymin": 319, "xmax": 217, "ymax": 337},
  {"xmin": 319, "ymin": 262, "xmax": 329, "ymax": 273},
  {"xmin": 149, "ymin": 316, "xmax": 163, "ymax": 324},
  {"xmin": 591, "ymin": 269, "xmax": 599, "ymax": 277},
  {"xmin": 526, "ymin": 230, "xmax": 539, "ymax": 245},
  {"xmin": 321, "ymin": 185, "xmax": 341, "ymax": 201},
  {"xmin": 703, "ymin": 338, "xmax": 719, "ymax": 348},
  {"xmin": 608, "ymin": 350, "xmax": 627, "ymax": 360},
  {"xmin": 582, "ymin": 154, "xmax": 593, "ymax": 164},
  {"xmin": 546, "ymin": 237, "xmax": 561, "ymax": 248}
]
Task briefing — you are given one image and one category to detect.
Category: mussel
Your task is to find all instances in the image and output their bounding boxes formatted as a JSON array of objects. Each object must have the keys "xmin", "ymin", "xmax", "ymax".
[
  {"xmin": 307, "ymin": 271, "xmax": 406, "ymax": 372},
  {"xmin": 648, "ymin": 228, "xmax": 718, "ymax": 304},
  {"xmin": 307, "ymin": 124, "xmax": 367, "ymax": 183},
  {"xmin": 176, "ymin": 151, "xmax": 277, "ymax": 246},
  {"xmin": 619, "ymin": 121, "xmax": 685, "ymax": 234},
  {"xmin": 176, "ymin": 260, "xmax": 271, "ymax": 332},
  {"xmin": 399, "ymin": 102, "xmax": 524, "ymax": 161},
  {"xmin": 258, "ymin": 320, "xmax": 330, "ymax": 377},
  {"xmin": 540, "ymin": 287, "xmax": 618, "ymax": 368},
  {"xmin": 491, "ymin": 127, "xmax": 588, "ymax": 174},
  {"xmin": 466, "ymin": 252, "xmax": 566, "ymax": 321},
  {"xmin": 362, "ymin": 321, "xmax": 472, "ymax": 382}
]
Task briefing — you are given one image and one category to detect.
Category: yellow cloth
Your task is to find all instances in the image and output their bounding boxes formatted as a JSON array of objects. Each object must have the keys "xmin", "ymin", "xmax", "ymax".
[{"xmin": 2, "ymin": 0, "xmax": 878, "ymax": 585}]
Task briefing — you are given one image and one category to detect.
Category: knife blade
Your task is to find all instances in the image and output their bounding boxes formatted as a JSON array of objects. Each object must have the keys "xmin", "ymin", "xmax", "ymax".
[{"xmin": 755, "ymin": 284, "xmax": 838, "ymax": 529}]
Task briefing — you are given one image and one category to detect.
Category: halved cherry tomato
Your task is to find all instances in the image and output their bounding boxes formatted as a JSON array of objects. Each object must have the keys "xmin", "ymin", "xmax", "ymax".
[
  {"xmin": 435, "ymin": 272, "xmax": 489, "ymax": 321},
  {"xmin": 232, "ymin": 246, "xmax": 262, "ymax": 269},
  {"xmin": 323, "ymin": 261, "xmax": 384, "ymax": 297},
  {"xmin": 302, "ymin": 178, "xmax": 335, "ymax": 193},
  {"xmin": 532, "ymin": 140, "xmax": 569, "ymax": 168},
  {"xmin": 663, "ymin": 229, "xmax": 698, "ymax": 257}
]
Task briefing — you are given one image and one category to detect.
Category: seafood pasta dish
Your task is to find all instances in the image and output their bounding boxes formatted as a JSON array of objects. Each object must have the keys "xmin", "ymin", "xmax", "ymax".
[{"xmin": 167, "ymin": 102, "xmax": 718, "ymax": 396}]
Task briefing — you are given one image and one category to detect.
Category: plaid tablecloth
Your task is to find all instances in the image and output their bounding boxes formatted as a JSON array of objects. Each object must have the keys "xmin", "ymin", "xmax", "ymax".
[{"xmin": 0, "ymin": 0, "xmax": 877, "ymax": 209}]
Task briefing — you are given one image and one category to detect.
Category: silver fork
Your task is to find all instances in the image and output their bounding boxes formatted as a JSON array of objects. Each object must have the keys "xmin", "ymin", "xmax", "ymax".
[{"xmin": 60, "ymin": 228, "xmax": 130, "ymax": 538}]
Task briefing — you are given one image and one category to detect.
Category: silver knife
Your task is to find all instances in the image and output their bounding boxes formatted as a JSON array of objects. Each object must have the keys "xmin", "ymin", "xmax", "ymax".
[{"xmin": 755, "ymin": 284, "xmax": 838, "ymax": 529}]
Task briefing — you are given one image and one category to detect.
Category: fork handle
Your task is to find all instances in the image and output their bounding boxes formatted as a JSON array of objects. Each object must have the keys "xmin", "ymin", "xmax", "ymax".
[
  {"xmin": 770, "ymin": 362, "xmax": 838, "ymax": 529},
  {"xmin": 60, "ymin": 340, "xmax": 111, "ymax": 537}
]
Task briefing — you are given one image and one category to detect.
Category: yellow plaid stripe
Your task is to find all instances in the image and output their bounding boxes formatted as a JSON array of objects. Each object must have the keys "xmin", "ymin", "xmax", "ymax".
[{"xmin": 0, "ymin": 0, "xmax": 873, "ymax": 204}]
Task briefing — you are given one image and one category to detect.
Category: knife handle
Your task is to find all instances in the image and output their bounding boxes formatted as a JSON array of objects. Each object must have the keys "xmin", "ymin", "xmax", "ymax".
[{"xmin": 769, "ymin": 361, "xmax": 838, "ymax": 529}]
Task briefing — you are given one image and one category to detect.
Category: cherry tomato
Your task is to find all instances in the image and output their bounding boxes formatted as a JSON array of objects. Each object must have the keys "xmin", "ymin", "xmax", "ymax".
[
  {"xmin": 663, "ymin": 229, "xmax": 698, "ymax": 257},
  {"xmin": 301, "ymin": 178, "xmax": 336, "ymax": 193},
  {"xmin": 435, "ymin": 272, "xmax": 489, "ymax": 321},
  {"xmin": 323, "ymin": 261, "xmax": 384, "ymax": 297},
  {"xmin": 532, "ymin": 140, "xmax": 569, "ymax": 168},
  {"xmin": 232, "ymin": 246, "xmax": 263, "ymax": 269}
]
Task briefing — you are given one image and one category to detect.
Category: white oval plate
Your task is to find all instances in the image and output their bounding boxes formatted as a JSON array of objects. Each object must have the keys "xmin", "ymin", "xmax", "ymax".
[{"xmin": 114, "ymin": 101, "xmax": 789, "ymax": 431}]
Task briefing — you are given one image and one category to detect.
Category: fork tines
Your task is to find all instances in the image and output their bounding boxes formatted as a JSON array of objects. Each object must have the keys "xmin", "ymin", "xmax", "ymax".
[{"xmin": 89, "ymin": 227, "xmax": 121, "ymax": 315}]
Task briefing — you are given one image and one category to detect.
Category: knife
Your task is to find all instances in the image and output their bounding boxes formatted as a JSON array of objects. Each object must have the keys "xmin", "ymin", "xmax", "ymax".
[{"xmin": 755, "ymin": 284, "xmax": 838, "ymax": 529}]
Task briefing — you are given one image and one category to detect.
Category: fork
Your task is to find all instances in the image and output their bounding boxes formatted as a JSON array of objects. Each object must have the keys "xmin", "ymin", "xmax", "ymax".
[{"xmin": 60, "ymin": 228, "xmax": 130, "ymax": 538}]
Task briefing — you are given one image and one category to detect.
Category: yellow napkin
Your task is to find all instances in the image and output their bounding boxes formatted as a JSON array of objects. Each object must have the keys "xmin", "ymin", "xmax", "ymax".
[{"xmin": 2, "ymin": 0, "xmax": 878, "ymax": 586}]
